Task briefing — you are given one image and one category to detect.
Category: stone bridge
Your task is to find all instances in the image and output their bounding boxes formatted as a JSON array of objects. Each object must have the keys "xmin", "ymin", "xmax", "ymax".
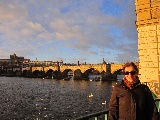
[
  {"xmin": 2, "ymin": 62, "xmax": 125, "ymax": 79},
  {"xmin": 13, "ymin": 63, "xmax": 122, "ymax": 78},
  {"xmin": 21, "ymin": 63, "xmax": 123, "ymax": 74}
]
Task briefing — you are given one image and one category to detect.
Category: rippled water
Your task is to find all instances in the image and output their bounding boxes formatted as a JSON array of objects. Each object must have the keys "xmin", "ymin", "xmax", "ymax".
[{"xmin": 0, "ymin": 77, "xmax": 117, "ymax": 120}]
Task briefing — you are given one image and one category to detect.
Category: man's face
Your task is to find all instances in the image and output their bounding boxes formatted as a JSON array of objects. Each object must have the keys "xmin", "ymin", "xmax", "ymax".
[{"xmin": 124, "ymin": 66, "xmax": 137, "ymax": 83}]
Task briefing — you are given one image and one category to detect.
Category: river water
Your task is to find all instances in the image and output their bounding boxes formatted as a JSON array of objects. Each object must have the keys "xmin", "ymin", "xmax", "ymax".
[{"xmin": 0, "ymin": 77, "xmax": 119, "ymax": 120}]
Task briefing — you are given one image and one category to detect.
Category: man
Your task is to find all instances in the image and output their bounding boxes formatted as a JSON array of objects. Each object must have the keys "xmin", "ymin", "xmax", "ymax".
[{"xmin": 109, "ymin": 62, "xmax": 159, "ymax": 120}]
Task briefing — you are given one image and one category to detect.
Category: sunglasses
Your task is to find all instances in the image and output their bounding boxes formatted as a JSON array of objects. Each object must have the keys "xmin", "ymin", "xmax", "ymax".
[{"xmin": 124, "ymin": 71, "xmax": 137, "ymax": 75}]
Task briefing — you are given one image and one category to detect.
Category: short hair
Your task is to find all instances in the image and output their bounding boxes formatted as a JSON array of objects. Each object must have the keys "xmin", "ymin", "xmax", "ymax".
[{"xmin": 122, "ymin": 62, "xmax": 138, "ymax": 73}]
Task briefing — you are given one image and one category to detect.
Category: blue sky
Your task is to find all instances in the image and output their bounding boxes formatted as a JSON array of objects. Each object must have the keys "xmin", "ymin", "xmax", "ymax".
[{"xmin": 0, "ymin": 0, "xmax": 138, "ymax": 64}]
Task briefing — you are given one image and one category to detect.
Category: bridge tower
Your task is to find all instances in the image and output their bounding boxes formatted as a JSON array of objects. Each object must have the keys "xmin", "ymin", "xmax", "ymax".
[{"xmin": 135, "ymin": 0, "xmax": 160, "ymax": 97}]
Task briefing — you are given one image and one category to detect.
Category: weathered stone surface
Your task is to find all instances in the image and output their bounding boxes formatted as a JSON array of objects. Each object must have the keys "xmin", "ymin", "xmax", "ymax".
[{"xmin": 136, "ymin": 0, "xmax": 160, "ymax": 96}]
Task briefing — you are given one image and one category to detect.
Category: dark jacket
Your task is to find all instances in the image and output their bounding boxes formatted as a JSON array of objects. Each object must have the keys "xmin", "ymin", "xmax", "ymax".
[{"xmin": 108, "ymin": 81, "xmax": 159, "ymax": 120}]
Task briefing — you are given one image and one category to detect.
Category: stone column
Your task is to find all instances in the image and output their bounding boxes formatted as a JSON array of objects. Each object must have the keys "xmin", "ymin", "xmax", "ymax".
[{"xmin": 135, "ymin": 0, "xmax": 160, "ymax": 97}]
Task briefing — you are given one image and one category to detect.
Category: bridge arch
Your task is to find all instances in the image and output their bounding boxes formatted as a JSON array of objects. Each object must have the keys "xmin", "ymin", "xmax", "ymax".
[
  {"xmin": 61, "ymin": 69, "xmax": 73, "ymax": 78},
  {"xmin": 32, "ymin": 70, "xmax": 39, "ymax": 78},
  {"xmin": 15, "ymin": 70, "xmax": 21, "ymax": 77},
  {"xmin": 111, "ymin": 64, "xmax": 123, "ymax": 74},
  {"xmin": 22, "ymin": 70, "xmax": 30, "ymax": 77},
  {"xmin": 82, "ymin": 68, "xmax": 101, "ymax": 79},
  {"xmin": 112, "ymin": 69, "xmax": 123, "ymax": 75}
]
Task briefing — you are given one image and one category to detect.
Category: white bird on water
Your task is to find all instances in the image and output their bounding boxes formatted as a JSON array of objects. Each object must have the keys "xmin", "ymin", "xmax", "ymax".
[
  {"xmin": 89, "ymin": 93, "xmax": 93, "ymax": 98},
  {"xmin": 102, "ymin": 101, "xmax": 106, "ymax": 105}
]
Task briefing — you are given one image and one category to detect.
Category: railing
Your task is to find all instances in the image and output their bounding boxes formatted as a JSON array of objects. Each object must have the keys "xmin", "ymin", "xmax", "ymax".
[
  {"xmin": 74, "ymin": 99, "xmax": 160, "ymax": 120},
  {"xmin": 155, "ymin": 98, "xmax": 160, "ymax": 113},
  {"xmin": 74, "ymin": 110, "xmax": 108, "ymax": 120},
  {"xmin": 142, "ymin": 82, "xmax": 160, "ymax": 98}
]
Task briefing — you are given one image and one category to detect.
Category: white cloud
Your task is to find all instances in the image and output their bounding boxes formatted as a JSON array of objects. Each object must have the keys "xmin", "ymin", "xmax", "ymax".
[{"xmin": 0, "ymin": 0, "xmax": 138, "ymax": 63}]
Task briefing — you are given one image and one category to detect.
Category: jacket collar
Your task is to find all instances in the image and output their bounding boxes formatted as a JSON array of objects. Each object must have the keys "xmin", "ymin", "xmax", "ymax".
[{"xmin": 122, "ymin": 79, "xmax": 141, "ymax": 89}]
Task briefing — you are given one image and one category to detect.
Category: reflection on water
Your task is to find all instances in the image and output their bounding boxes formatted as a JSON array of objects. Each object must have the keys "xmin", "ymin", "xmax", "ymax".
[
  {"xmin": 0, "ymin": 77, "xmax": 117, "ymax": 120},
  {"xmin": 117, "ymin": 75, "xmax": 123, "ymax": 81}
]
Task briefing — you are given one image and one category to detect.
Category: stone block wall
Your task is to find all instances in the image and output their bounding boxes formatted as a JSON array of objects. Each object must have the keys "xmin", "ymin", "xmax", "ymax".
[{"xmin": 135, "ymin": 0, "xmax": 160, "ymax": 96}]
